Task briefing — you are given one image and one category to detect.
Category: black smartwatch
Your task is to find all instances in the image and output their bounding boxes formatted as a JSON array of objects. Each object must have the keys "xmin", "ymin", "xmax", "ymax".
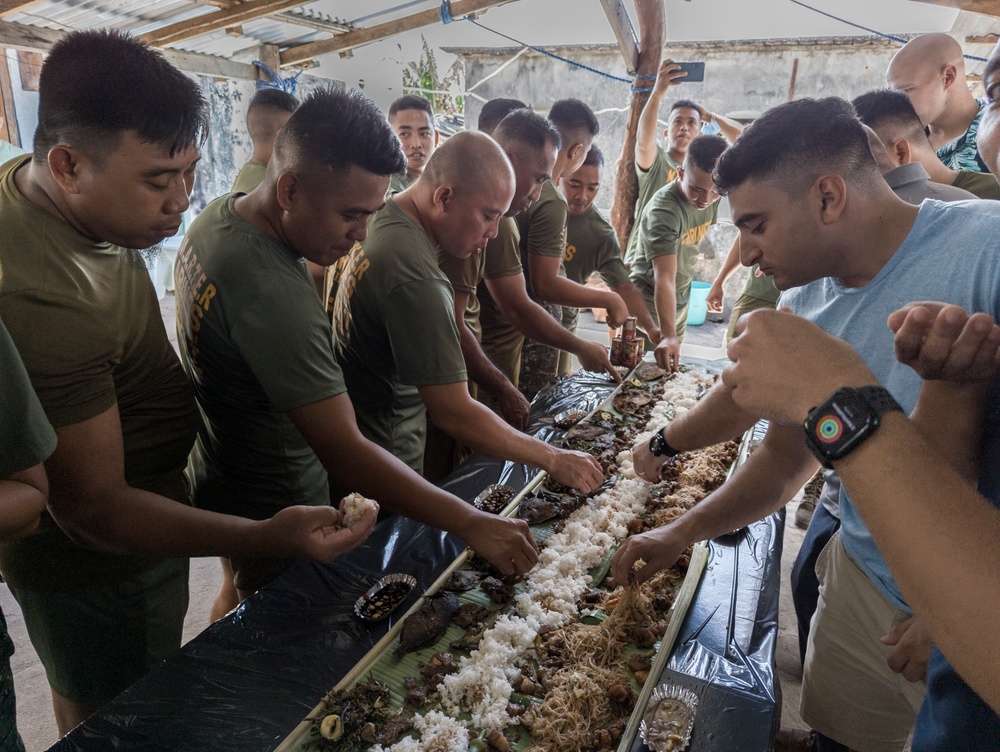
[
  {"xmin": 803, "ymin": 385, "xmax": 903, "ymax": 469},
  {"xmin": 649, "ymin": 428, "xmax": 681, "ymax": 458}
]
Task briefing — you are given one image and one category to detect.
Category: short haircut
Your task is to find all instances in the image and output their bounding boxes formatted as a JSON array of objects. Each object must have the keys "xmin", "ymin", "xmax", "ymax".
[
  {"xmin": 583, "ymin": 144, "xmax": 604, "ymax": 170},
  {"xmin": 34, "ymin": 29, "xmax": 208, "ymax": 162},
  {"xmin": 478, "ymin": 98, "xmax": 528, "ymax": 134},
  {"xmin": 246, "ymin": 88, "xmax": 298, "ymax": 139},
  {"xmin": 669, "ymin": 99, "xmax": 701, "ymax": 116},
  {"xmin": 686, "ymin": 135, "xmax": 727, "ymax": 173},
  {"xmin": 492, "ymin": 109, "xmax": 561, "ymax": 154},
  {"xmin": 388, "ymin": 94, "xmax": 434, "ymax": 120},
  {"xmin": 549, "ymin": 99, "xmax": 600, "ymax": 143},
  {"xmin": 713, "ymin": 97, "xmax": 878, "ymax": 196},
  {"xmin": 851, "ymin": 89, "xmax": 927, "ymax": 144},
  {"xmin": 274, "ymin": 86, "xmax": 405, "ymax": 176}
]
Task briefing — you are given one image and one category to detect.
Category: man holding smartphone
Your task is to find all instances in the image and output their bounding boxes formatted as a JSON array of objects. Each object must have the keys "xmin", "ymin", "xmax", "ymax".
[{"xmin": 625, "ymin": 58, "xmax": 743, "ymax": 266}]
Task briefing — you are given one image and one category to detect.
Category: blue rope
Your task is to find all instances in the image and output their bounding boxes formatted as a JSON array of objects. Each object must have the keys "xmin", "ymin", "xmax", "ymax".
[
  {"xmin": 465, "ymin": 18, "xmax": 653, "ymax": 92},
  {"xmin": 622, "ymin": 2, "xmax": 639, "ymax": 47},
  {"xmin": 788, "ymin": 0, "xmax": 988, "ymax": 63},
  {"xmin": 439, "ymin": 0, "xmax": 453, "ymax": 25},
  {"xmin": 252, "ymin": 61, "xmax": 301, "ymax": 94}
]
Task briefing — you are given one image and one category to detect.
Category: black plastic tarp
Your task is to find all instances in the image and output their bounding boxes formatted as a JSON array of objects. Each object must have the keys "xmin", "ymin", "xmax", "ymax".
[{"xmin": 51, "ymin": 367, "xmax": 780, "ymax": 752}]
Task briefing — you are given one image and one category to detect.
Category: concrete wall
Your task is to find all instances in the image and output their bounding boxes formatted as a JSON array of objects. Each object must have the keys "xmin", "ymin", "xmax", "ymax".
[{"xmin": 453, "ymin": 36, "xmax": 905, "ymax": 218}]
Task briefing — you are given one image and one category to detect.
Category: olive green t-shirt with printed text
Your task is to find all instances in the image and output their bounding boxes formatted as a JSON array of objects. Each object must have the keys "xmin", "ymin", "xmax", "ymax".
[
  {"xmin": 0, "ymin": 156, "xmax": 197, "ymax": 590},
  {"xmin": 629, "ymin": 180, "xmax": 718, "ymax": 327},
  {"xmin": 624, "ymin": 148, "xmax": 682, "ymax": 264},
  {"xmin": 176, "ymin": 194, "xmax": 348, "ymax": 517},
  {"xmin": 333, "ymin": 199, "xmax": 467, "ymax": 472}
]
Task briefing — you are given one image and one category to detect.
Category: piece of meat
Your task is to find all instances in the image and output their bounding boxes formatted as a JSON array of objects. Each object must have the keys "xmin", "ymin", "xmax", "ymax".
[
  {"xmin": 481, "ymin": 576, "xmax": 515, "ymax": 604},
  {"xmin": 395, "ymin": 591, "xmax": 460, "ymax": 657},
  {"xmin": 453, "ymin": 602, "xmax": 491, "ymax": 628},
  {"xmin": 444, "ymin": 569, "xmax": 480, "ymax": 592}
]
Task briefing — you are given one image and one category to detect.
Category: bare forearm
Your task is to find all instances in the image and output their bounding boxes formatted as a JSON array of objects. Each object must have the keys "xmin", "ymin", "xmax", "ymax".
[
  {"xmin": 615, "ymin": 283, "xmax": 657, "ymax": 335},
  {"xmin": 636, "ymin": 92, "xmax": 665, "ymax": 169},
  {"xmin": 712, "ymin": 237, "xmax": 742, "ymax": 286},
  {"xmin": 834, "ymin": 412, "xmax": 1000, "ymax": 711},
  {"xmin": 911, "ymin": 381, "xmax": 988, "ymax": 481},
  {"xmin": 653, "ymin": 278, "xmax": 677, "ymax": 337},
  {"xmin": 49, "ymin": 484, "xmax": 276, "ymax": 558},
  {"xmin": 664, "ymin": 382, "xmax": 759, "ymax": 450},
  {"xmin": 505, "ymin": 297, "xmax": 582, "ymax": 352},
  {"xmin": 429, "ymin": 399, "xmax": 558, "ymax": 471},
  {"xmin": 459, "ymin": 318, "xmax": 516, "ymax": 404},
  {"xmin": 533, "ymin": 274, "xmax": 617, "ymax": 311},
  {"xmin": 707, "ymin": 113, "xmax": 744, "ymax": 144}
]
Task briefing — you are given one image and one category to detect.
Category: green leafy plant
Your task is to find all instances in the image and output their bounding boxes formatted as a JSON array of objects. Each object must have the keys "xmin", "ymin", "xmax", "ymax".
[{"xmin": 400, "ymin": 35, "xmax": 464, "ymax": 116}]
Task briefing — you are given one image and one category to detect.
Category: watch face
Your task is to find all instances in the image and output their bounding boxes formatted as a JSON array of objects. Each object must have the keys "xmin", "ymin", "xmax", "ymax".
[{"xmin": 806, "ymin": 389, "xmax": 877, "ymax": 463}]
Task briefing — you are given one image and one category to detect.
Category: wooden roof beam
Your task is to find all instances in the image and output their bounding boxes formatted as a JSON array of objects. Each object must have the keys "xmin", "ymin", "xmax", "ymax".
[
  {"xmin": 599, "ymin": 0, "xmax": 639, "ymax": 74},
  {"xmin": 912, "ymin": 0, "xmax": 1000, "ymax": 17},
  {"xmin": 0, "ymin": 20, "xmax": 260, "ymax": 80},
  {"xmin": 281, "ymin": 0, "xmax": 515, "ymax": 66},
  {"xmin": 141, "ymin": 0, "xmax": 309, "ymax": 48},
  {"xmin": 0, "ymin": 0, "xmax": 47, "ymax": 20}
]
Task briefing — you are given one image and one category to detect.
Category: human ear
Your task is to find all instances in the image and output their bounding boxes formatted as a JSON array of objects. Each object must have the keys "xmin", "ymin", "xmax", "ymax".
[
  {"xmin": 941, "ymin": 64, "xmax": 958, "ymax": 89},
  {"xmin": 895, "ymin": 139, "xmax": 912, "ymax": 165},
  {"xmin": 815, "ymin": 174, "xmax": 847, "ymax": 223},
  {"xmin": 275, "ymin": 171, "xmax": 299, "ymax": 212},
  {"xmin": 433, "ymin": 184, "xmax": 454, "ymax": 212},
  {"xmin": 47, "ymin": 146, "xmax": 85, "ymax": 195}
]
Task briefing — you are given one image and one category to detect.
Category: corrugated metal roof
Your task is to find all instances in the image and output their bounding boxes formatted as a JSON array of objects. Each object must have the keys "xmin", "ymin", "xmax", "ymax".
[{"xmin": 2, "ymin": 0, "xmax": 378, "ymax": 64}]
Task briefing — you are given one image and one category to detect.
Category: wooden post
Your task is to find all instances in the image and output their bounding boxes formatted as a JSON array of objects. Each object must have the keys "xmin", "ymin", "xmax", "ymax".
[
  {"xmin": 0, "ymin": 46, "xmax": 19, "ymax": 146},
  {"xmin": 609, "ymin": 0, "xmax": 664, "ymax": 254},
  {"xmin": 787, "ymin": 57, "xmax": 799, "ymax": 102}
]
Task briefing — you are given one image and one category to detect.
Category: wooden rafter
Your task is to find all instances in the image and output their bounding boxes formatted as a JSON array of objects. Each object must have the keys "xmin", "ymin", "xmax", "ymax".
[
  {"xmin": 281, "ymin": 0, "xmax": 515, "ymax": 66},
  {"xmin": 599, "ymin": 0, "xmax": 639, "ymax": 74},
  {"xmin": 0, "ymin": 20, "xmax": 260, "ymax": 80},
  {"xmin": 141, "ymin": 0, "xmax": 309, "ymax": 48},
  {"xmin": 913, "ymin": 0, "xmax": 1000, "ymax": 17},
  {"xmin": 0, "ymin": 0, "xmax": 47, "ymax": 20},
  {"xmin": 610, "ymin": 0, "xmax": 664, "ymax": 253}
]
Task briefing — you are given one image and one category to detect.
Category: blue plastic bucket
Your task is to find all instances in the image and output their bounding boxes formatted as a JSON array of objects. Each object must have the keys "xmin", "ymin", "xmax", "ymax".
[{"xmin": 686, "ymin": 281, "xmax": 711, "ymax": 326}]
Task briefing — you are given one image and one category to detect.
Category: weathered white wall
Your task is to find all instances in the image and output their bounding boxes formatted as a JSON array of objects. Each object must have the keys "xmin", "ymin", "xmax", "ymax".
[
  {"xmin": 454, "ymin": 36, "xmax": 906, "ymax": 216},
  {"xmin": 453, "ymin": 36, "xmax": 906, "ymax": 309}
]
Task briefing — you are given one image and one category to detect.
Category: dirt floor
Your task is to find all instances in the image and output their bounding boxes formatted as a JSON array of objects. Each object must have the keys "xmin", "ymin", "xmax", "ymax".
[{"xmin": 3, "ymin": 296, "xmax": 812, "ymax": 750}]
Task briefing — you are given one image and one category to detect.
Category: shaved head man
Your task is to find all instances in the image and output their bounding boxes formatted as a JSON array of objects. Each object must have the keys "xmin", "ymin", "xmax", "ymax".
[
  {"xmin": 334, "ymin": 130, "xmax": 605, "ymax": 496},
  {"xmin": 887, "ymin": 33, "xmax": 990, "ymax": 173}
]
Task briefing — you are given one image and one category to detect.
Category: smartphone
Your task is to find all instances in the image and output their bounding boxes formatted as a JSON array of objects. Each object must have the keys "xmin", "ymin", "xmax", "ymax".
[{"xmin": 674, "ymin": 62, "xmax": 705, "ymax": 83}]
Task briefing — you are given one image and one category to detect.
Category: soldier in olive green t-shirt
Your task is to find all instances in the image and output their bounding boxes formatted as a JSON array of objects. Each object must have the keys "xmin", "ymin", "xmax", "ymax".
[
  {"xmin": 177, "ymin": 195, "xmax": 349, "ymax": 520},
  {"xmin": 560, "ymin": 146, "xmax": 660, "ymax": 374},
  {"xmin": 334, "ymin": 131, "xmax": 605, "ymax": 497},
  {"xmin": 630, "ymin": 180, "xmax": 719, "ymax": 339},
  {"xmin": 334, "ymin": 199, "xmax": 469, "ymax": 472},
  {"xmin": 630, "ymin": 135, "xmax": 728, "ymax": 370}
]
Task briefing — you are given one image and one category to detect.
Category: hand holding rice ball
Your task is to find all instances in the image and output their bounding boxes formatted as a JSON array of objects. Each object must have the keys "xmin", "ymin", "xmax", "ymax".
[{"xmin": 340, "ymin": 493, "xmax": 379, "ymax": 528}]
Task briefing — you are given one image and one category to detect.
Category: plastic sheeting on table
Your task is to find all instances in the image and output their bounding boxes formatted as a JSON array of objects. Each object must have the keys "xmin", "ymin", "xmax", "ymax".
[{"xmin": 50, "ymin": 365, "xmax": 779, "ymax": 752}]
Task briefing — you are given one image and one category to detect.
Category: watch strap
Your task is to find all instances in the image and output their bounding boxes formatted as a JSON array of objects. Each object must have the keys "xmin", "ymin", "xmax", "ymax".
[{"xmin": 857, "ymin": 385, "xmax": 904, "ymax": 418}]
